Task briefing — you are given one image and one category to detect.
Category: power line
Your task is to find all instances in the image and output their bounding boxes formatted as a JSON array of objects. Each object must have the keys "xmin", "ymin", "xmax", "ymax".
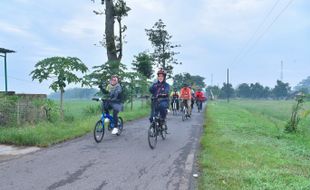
[
  {"xmin": 232, "ymin": 0, "xmax": 295, "ymax": 66},
  {"xmin": 232, "ymin": 0, "xmax": 281, "ymax": 65}
]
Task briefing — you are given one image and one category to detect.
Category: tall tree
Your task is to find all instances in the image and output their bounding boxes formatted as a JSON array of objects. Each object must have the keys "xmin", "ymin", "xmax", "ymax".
[
  {"xmin": 219, "ymin": 83, "xmax": 235, "ymax": 99},
  {"xmin": 145, "ymin": 19, "xmax": 181, "ymax": 78},
  {"xmin": 273, "ymin": 80, "xmax": 291, "ymax": 99},
  {"xmin": 132, "ymin": 52, "xmax": 154, "ymax": 79},
  {"xmin": 173, "ymin": 73, "xmax": 193, "ymax": 90},
  {"xmin": 93, "ymin": 0, "xmax": 130, "ymax": 62},
  {"xmin": 250, "ymin": 82, "xmax": 265, "ymax": 99},
  {"xmin": 295, "ymin": 76, "xmax": 310, "ymax": 93},
  {"xmin": 30, "ymin": 57, "xmax": 88, "ymax": 120},
  {"xmin": 236, "ymin": 83, "xmax": 251, "ymax": 98},
  {"xmin": 191, "ymin": 75, "xmax": 206, "ymax": 89}
]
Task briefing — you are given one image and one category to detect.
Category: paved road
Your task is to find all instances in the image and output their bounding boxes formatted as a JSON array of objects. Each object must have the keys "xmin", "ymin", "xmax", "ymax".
[{"xmin": 0, "ymin": 108, "xmax": 204, "ymax": 190}]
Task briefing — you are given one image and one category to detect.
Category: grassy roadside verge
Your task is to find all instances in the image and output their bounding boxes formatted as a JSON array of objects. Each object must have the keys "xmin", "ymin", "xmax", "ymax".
[
  {"xmin": 199, "ymin": 100, "xmax": 310, "ymax": 190},
  {"xmin": 0, "ymin": 101, "xmax": 150, "ymax": 147}
]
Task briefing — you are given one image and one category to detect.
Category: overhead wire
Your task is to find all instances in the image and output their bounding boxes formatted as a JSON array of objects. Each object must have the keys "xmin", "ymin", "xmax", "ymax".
[
  {"xmin": 231, "ymin": 0, "xmax": 295, "ymax": 67},
  {"xmin": 232, "ymin": 0, "xmax": 281, "ymax": 66}
]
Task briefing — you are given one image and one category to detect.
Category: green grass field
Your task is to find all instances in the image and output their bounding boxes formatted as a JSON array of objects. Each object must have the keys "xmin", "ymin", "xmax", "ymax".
[
  {"xmin": 199, "ymin": 100, "xmax": 310, "ymax": 190},
  {"xmin": 0, "ymin": 99, "xmax": 150, "ymax": 147}
]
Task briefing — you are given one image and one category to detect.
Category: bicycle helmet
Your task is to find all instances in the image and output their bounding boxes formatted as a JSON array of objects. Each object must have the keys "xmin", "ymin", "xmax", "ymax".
[{"xmin": 157, "ymin": 68, "xmax": 166, "ymax": 77}]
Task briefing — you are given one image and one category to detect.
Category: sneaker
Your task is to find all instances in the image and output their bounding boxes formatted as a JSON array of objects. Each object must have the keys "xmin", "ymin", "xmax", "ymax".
[{"xmin": 111, "ymin": 127, "xmax": 119, "ymax": 135}]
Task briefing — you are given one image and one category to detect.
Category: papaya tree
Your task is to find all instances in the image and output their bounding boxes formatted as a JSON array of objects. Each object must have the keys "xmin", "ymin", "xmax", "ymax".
[{"xmin": 30, "ymin": 57, "xmax": 88, "ymax": 120}]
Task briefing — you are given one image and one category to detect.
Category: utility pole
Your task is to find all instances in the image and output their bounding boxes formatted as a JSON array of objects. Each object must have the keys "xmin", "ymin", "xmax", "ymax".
[
  {"xmin": 227, "ymin": 68, "xmax": 230, "ymax": 103},
  {"xmin": 280, "ymin": 60, "xmax": 283, "ymax": 81}
]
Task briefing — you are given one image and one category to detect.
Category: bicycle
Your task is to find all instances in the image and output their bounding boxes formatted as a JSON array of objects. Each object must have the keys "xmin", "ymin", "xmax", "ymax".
[
  {"xmin": 92, "ymin": 98, "xmax": 124, "ymax": 143},
  {"xmin": 181, "ymin": 99, "xmax": 190, "ymax": 121},
  {"xmin": 148, "ymin": 97, "xmax": 168, "ymax": 149},
  {"xmin": 171, "ymin": 98, "xmax": 178, "ymax": 116}
]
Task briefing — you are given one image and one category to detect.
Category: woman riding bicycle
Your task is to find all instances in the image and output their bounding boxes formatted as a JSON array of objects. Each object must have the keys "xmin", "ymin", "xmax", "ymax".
[
  {"xmin": 105, "ymin": 75, "xmax": 123, "ymax": 135},
  {"xmin": 149, "ymin": 69, "xmax": 170, "ymax": 128}
]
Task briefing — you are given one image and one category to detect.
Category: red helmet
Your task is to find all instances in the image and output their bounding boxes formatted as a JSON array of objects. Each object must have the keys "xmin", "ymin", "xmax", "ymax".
[{"xmin": 157, "ymin": 68, "xmax": 166, "ymax": 77}]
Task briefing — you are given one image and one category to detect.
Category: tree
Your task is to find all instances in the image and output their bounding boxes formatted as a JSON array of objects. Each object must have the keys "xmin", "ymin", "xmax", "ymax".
[
  {"xmin": 191, "ymin": 75, "xmax": 206, "ymax": 89},
  {"xmin": 30, "ymin": 57, "xmax": 88, "ymax": 120},
  {"xmin": 85, "ymin": 60, "xmax": 127, "ymax": 94},
  {"xmin": 273, "ymin": 80, "xmax": 291, "ymax": 99},
  {"xmin": 250, "ymin": 82, "xmax": 265, "ymax": 99},
  {"xmin": 173, "ymin": 73, "xmax": 197, "ymax": 90},
  {"xmin": 122, "ymin": 72, "xmax": 148, "ymax": 110},
  {"xmin": 132, "ymin": 52, "xmax": 154, "ymax": 79},
  {"xmin": 219, "ymin": 83, "xmax": 235, "ymax": 99},
  {"xmin": 207, "ymin": 85, "xmax": 220, "ymax": 100},
  {"xmin": 145, "ymin": 19, "xmax": 181, "ymax": 78},
  {"xmin": 295, "ymin": 76, "xmax": 310, "ymax": 93},
  {"xmin": 236, "ymin": 83, "xmax": 251, "ymax": 98},
  {"xmin": 92, "ymin": 0, "xmax": 130, "ymax": 62}
]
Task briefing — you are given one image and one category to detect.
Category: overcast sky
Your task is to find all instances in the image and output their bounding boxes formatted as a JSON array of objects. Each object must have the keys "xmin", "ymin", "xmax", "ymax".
[{"xmin": 0, "ymin": 0, "xmax": 309, "ymax": 94}]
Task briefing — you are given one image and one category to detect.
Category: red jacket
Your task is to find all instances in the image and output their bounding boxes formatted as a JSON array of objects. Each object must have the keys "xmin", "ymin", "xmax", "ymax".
[
  {"xmin": 180, "ymin": 87, "xmax": 192, "ymax": 100},
  {"xmin": 195, "ymin": 91, "xmax": 205, "ymax": 101}
]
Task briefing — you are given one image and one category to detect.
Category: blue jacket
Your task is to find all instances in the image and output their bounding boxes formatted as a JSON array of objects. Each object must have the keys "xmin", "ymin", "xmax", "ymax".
[{"xmin": 149, "ymin": 81, "xmax": 170, "ymax": 102}]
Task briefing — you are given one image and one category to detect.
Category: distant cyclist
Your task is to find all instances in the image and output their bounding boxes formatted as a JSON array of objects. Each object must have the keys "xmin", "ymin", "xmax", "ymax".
[
  {"xmin": 105, "ymin": 75, "xmax": 123, "ymax": 135},
  {"xmin": 190, "ymin": 87, "xmax": 195, "ymax": 110},
  {"xmin": 180, "ymin": 83, "xmax": 192, "ymax": 116},
  {"xmin": 195, "ymin": 88, "xmax": 205, "ymax": 110},
  {"xmin": 170, "ymin": 88, "xmax": 180, "ymax": 111},
  {"xmin": 149, "ymin": 69, "xmax": 170, "ymax": 127}
]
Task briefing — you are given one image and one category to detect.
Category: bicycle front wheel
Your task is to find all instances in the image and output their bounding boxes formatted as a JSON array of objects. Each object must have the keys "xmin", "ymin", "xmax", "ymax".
[
  {"xmin": 148, "ymin": 123, "xmax": 157, "ymax": 149},
  {"xmin": 94, "ymin": 120, "xmax": 104, "ymax": 143}
]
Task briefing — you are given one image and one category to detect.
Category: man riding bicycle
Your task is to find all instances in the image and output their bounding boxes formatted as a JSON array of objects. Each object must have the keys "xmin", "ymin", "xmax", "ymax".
[
  {"xmin": 180, "ymin": 83, "xmax": 192, "ymax": 116},
  {"xmin": 105, "ymin": 75, "xmax": 123, "ymax": 135},
  {"xmin": 149, "ymin": 69, "xmax": 170, "ymax": 128},
  {"xmin": 170, "ymin": 88, "xmax": 180, "ymax": 111},
  {"xmin": 195, "ymin": 88, "xmax": 205, "ymax": 110}
]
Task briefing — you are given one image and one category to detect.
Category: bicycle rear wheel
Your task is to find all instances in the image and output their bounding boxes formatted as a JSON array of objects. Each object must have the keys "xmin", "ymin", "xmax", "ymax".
[
  {"xmin": 94, "ymin": 120, "xmax": 104, "ymax": 143},
  {"xmin": 182, "ymin": 109, "xmax": 186, "ymax": 121},
  {"xmin": 148, "ymin": 123, "xmax": 157, "ymax": 149},
  {"xmin": 116, "ymin": 117, "xmax": 123, "ymax": 136}
]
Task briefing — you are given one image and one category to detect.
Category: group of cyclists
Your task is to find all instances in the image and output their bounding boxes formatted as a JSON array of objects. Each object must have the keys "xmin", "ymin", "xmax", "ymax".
[
  {"xmin": 100, "ymin": 68, "xmax": 206, "ymax": 135},
  {"xmin": 170, "ymin": 84, "xmax": 206, "ymax": 116}
]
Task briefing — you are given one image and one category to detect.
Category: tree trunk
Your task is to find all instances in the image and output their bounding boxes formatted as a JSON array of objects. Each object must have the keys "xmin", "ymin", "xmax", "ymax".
[
  {"xmin": 117, "ymin": 17, "xmax": 123, "ymax": 61},
  {"xmin": 105, "ymin": 0, "xmax": 118, "ymax": 61},
  {"xmin": 60, "ymin": 90, "xmax": 64, "ymax": 120}
]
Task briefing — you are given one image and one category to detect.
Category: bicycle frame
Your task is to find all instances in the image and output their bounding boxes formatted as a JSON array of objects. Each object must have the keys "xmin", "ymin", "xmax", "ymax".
[{"xmin": 100, "ymin": 112, "xmax": 114, "ymax": 130}]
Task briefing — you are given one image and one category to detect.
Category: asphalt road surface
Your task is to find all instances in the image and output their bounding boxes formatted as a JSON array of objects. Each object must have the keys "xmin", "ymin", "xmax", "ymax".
[{"xmin": 0, "ymin": 108, "xmax": 204, "ymax": 190}]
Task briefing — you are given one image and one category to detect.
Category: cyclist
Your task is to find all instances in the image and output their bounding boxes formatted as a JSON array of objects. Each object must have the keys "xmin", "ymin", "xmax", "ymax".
[
  {"xmin": 190, "ymin": 87, "xmax": 195, "ymax": 110},
  {"xmin": 180, "ymin": 83, "xmax": 192, "ymax": 116},
  {"xmin": 105, "ymin": 75, "xmax": 123, "ymax": 135},
  {"xmin": 195, "ymin": 88, "xmax": 205, "ymax": 110},
  {"xmin": 149, "ymin": 69, "xmax": 170, "ymax": 127},
  {"xmin": 170, "ymin": 88, "xmax": 180, "ymax": 111}
]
